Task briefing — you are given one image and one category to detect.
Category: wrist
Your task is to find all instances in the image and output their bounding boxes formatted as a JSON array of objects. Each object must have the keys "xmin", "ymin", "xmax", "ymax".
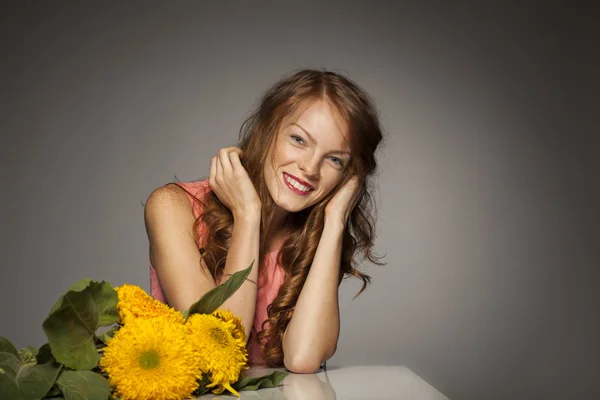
[
  {"xmin": 233, "ymin": 208, "xmax": 261, "ymax": 225},
  {"xmin": 323, "ymin": 215, "xmax": 346, "ymax": 233}
]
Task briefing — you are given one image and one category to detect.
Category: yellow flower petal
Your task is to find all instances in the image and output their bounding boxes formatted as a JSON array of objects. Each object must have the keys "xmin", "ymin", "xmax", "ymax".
[
  {"xmin": 115, "ymin": 284, "xmax": 183, "ymax": 325},
  {"xmin": 100, "ymin": 315, "xmax": 202, "ymax": 400},
  {"xmin": 186, "ymin": 313, "xmax": 248, "ymax": 396},
  {"xmin": 213, "ymin": 308, "xmax": 246, "ymax": 343}
]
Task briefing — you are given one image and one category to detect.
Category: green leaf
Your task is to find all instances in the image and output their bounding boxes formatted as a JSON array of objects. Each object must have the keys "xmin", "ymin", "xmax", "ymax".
[
  {"xmin": 0, "ymin": 361, "xmax": 19, "ymax": 400},
  {"xmin": 96, "ymin": 326, "xmax": 117, "ymax": 344},
  {"xmin": 0, "ymin": 351, "xmax": 61, "ymax": 400},
  {"xmin": 192, "ymin": 374, "xmax": 211, "ymax": 396},
  {"xmin": 67, "ymin": 279, "xmax": 94, "ymax": 292},
  {"xmin": 232, "ymin": 370, "xmax": 289, "ymax": 391},
  {"xmin": 186, "ymin": 261, "xmax": 254, "ymax": 317},
  {"xmin": 47, "ymin": 279, "xmax": 93, "ymax": 317},
  {"xmin": 42, "ymin": 280, "xmax": 118, "ymax": 370},
  {"xmin": 36, "ymin": 343, "xmax": 55, "ymax": 365},
  {"xmin": 56, "ymin": 370, "xmax": 111, "ymax": 400},
  {"xmin": 0, "ymin": 337, "xmax": 18, "ymax": 358},
  {"xmin": 0, "ymin": 337, "xmax": 19, "ymax": 399},
  {"xmin": 45, "ymin": 384, "xmax": 62, "ymax": 398}
]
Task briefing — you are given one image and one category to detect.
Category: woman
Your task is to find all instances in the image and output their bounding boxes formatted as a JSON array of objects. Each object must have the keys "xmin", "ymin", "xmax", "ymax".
[{"xmin": 144, "ymin": 69, "xmax": 384, "ymax": 373}]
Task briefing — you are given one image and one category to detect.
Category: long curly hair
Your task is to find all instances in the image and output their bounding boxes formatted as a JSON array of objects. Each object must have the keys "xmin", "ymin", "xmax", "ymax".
[{"xmin": 178, "ymin": 69, "xmax": 384, "ymax": 366}]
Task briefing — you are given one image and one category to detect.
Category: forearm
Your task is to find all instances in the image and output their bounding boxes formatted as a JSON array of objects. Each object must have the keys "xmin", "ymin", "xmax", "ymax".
[
  {"xmin": 282, "ymin": 219, "xmax": 344, "ymax": 371},
  {"xmin": 220, "ymin": 214, "xmax": 261, "ymax": 341}
]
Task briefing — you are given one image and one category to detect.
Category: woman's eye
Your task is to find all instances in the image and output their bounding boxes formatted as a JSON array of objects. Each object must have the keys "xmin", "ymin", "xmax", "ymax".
[
  {"xmin": 330, "ymin": 157, "xmax": 344, "ymax": 167},
  {"xmin": 291, "ymin": 135, "xmax": 305, "ymax": 144}
]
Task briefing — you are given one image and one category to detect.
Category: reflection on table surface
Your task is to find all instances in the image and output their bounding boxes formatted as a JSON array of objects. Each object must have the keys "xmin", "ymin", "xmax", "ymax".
[{"xmin": 196, "ymin": 365, "xmax": 448, "ymax": 399}]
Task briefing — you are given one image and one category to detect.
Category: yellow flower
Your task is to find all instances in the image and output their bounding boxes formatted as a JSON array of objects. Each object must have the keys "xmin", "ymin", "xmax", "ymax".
[
  {"xmin": 213, "ymin": 308, "xmax": 246, "ymax": 343},
  {"xmin": 100, "ymin": 315, "xmax": 202, "ymax": 400},
  {"xmin": 186, "ymin": 313, "xmax": 248, "ymax": 396},
  {"xmin": 115, "ymin": 284, "xmax": 183, "ymax": 325}
]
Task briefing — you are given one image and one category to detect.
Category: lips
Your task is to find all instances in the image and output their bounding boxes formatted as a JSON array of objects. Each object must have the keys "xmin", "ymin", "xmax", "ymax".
[{"xmin": 283, "ymin": 172, "xmax": 314, "ymax": 190}]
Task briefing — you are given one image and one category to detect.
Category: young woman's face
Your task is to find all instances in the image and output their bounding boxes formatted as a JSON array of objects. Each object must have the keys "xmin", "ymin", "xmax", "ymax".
[{"xmin": 264, "ymin": 100, "xmax": 351, "ymax": 213}]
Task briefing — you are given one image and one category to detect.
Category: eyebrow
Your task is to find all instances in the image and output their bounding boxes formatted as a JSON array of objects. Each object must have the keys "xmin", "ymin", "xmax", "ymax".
[{"xmin": 291, "ymin": 123, "xmax": 351, "ymax": 156}]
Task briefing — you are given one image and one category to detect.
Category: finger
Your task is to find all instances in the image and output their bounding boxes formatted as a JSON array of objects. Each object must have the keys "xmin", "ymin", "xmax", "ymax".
[
  {"xmin": 226, "ymin": 147, "xmax": 243, "ymax": 161},
  {"xmin": 351, "ymin": 179, "xmax": 363, "ymax": 207},
  {"xmin": 215, "ymin": 153, "xmax": 223, "ymax": 182},
  {"xmin": 228, "ymin": 150, "xmax": 246, "ymax": 177},
  {"xmin": 218, "ymin": 148, "xmax": 233, "ymax": 175},
  {"xmin": 348, "ymin": 176, "xmax": 360, "ymax": 192},
  {"xmin": 227, "ymin": 147, "xmax": 243, "ymax": 159},
  {"xmin": 209, "ymin": 156, "xmax": 217, "ymax": 187}
]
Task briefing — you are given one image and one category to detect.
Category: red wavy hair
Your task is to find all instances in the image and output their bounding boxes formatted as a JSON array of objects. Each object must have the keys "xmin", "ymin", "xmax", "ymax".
[{"xmin": 176, "ymin": 69, "xmax": 385, "ymax": 366}]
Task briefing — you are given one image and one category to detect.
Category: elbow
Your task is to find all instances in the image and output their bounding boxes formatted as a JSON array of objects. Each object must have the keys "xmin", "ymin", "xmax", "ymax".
[
  {"xmin": 283, "ymin": 344, "xmax": 336, "ymax": 374},
  {"xmin": 284, "ymin": 355, "xmax": 322, "ymax": 374}
]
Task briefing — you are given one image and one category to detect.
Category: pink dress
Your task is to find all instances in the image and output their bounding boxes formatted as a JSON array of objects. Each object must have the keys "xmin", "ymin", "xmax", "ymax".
[{"xmin": 149, "ymin": 179, "xmax": 285, "ymax": 366}]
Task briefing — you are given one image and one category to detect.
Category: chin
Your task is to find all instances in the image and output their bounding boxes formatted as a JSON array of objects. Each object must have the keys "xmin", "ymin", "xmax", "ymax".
[
  {"xmin": 275, "ymin": 190, "xmax": 318, "ymax": 213},
  {"xmin": 274, "ymin": 199, "xmax": 307, "ymax": 214}
]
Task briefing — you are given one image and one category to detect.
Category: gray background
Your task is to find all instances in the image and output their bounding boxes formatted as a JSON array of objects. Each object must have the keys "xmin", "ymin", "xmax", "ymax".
[{"xmin": 1, "ymin": 1, "xmax": 598, "ymax": 399}]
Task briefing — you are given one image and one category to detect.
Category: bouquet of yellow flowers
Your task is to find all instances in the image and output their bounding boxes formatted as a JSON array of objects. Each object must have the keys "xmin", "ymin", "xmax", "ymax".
[{"xmin": 0, "ymin": 262, "xmax": 288, "ymax": 399}]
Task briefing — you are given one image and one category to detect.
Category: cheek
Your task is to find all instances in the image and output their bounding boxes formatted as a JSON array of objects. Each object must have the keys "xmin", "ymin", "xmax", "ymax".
[
  {"xmin": 266, "ymin": 144, "xmax": 283, "ymax": 170},
  {"xmin": 272, "ymin": 144, "xmax": 301, "ymax": 169},
  {"xmin": 321, "ymin": 173, "xmax": 343, "ymax": 195}
]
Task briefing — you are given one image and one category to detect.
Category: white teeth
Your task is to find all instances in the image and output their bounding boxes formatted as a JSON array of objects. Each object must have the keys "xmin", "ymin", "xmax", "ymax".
[{"xmin": 285, "ymin": 175, "xmax": 311, "ymax": 192}]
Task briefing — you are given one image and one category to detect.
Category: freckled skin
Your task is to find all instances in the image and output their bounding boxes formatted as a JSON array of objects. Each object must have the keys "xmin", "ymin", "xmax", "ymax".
[{"xmin": 264, "ymin": 100, "xmax": 351, "ymax": 214}]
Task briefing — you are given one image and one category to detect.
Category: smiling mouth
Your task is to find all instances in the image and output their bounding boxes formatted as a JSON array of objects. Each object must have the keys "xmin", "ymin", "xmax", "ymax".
[{"xmin": 283, "ymin": 173, "xmax": 314, "ymax": 195}]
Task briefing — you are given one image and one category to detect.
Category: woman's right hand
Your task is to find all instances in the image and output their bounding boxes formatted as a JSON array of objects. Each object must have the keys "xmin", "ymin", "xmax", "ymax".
[{"xmin": 209, "ymin": 147, "xmax": 261, "ymax": 220}]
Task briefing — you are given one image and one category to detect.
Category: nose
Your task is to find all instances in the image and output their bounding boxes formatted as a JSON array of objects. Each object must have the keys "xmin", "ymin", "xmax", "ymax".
[{"xmin": 298, "ymin": 152, "xmax": 320, "ymax": 179}]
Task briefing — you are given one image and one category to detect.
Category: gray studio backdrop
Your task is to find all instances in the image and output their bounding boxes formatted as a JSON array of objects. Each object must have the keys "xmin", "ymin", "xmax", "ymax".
[{"xmin": 1, "ymin": 2, "xmax": 598, "ymax": 399}]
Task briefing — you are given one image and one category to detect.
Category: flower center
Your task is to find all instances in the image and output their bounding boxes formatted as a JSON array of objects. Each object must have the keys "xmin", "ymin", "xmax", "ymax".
[
  {"xmin": 138, "ymin": 349, "xmax": 160, "ymax": 369},
  {"xmin": 211, "ymin": 327, "xmax": 228, "ymax": 347}
]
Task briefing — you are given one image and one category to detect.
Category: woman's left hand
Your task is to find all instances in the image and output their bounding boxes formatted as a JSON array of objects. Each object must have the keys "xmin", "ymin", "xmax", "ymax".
[{"xmin": 325, "ymin": 175, "xmax": 362, "ymax": 227}]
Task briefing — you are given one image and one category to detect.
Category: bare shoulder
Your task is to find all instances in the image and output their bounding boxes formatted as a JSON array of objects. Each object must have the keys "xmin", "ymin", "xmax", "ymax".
[
  {"xmin": 146, "ymin": 183, "xmax": 191, "ymax": 207},
  {"xmin": 144, "ymin": 184, "xmax": 195, "ymax": 233}
]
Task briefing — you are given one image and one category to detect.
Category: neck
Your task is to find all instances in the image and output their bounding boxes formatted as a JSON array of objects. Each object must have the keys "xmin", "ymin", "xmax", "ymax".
[{"xmin": 265, "ymin": 204, "xmax": 289, "ymax": 248}]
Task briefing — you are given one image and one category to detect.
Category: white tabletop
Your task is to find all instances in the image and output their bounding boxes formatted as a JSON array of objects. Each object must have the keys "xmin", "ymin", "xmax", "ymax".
[{"xmin": 196, "ymin": 365, "xmax": 448, "ymax": 399}]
